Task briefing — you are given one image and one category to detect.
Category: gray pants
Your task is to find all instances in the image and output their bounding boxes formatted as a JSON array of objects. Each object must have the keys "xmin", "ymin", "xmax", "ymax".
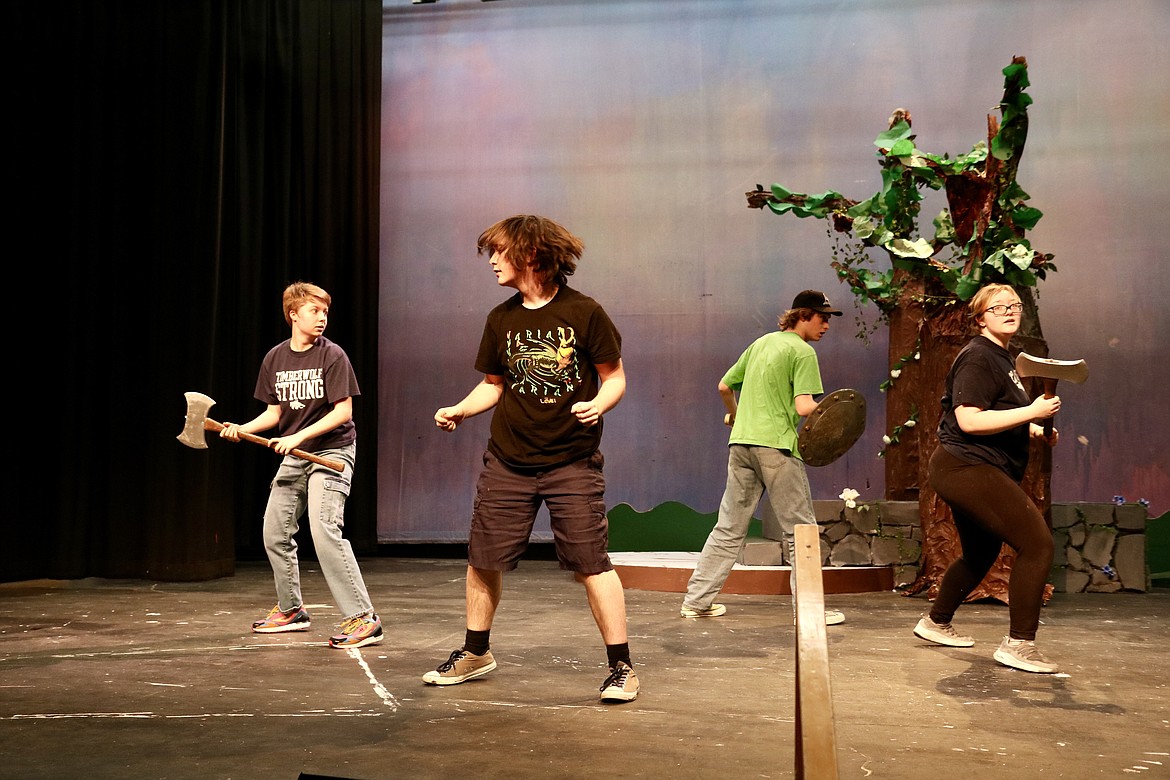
[
  {"xmin": 684, "ymin": 444, "xmax": 815, "ymax": 610},
  {"xmin": 261, "ymin": 443, "xmax": 374, "ymax": 621}
]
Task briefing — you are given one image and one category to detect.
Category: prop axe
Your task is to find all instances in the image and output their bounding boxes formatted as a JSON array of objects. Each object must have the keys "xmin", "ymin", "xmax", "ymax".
[
  {"xmin": 176, "ymin": 391, "xmax": 345, "ymax": 472},
  {"xmin": 1014, "ymin": 353, "xmax": 1088, "ymax": 438}
]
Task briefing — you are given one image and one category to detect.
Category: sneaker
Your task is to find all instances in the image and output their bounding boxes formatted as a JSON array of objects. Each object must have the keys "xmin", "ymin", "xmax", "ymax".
[
  {"xmin": 328, "ymin": 613, "xmax": 384, "ymax": 649},
  {"xmin": 914, "ymin": 615, "xmax": 974, "ymax": 647},
  {"xmin": 599, "ymin": 661, "xmax": 639, "ymax": 702},
  {"xmin": 824, "ymin": 610, "xmax": 846, "ymax": 626},
  {"xmin": 422, "ymin": 648, "xmax": 497, "ymax": 685},
  {"xmin": 795, "ymin": 610, "xmax": 846, "ymax": 626},
  {"xmin": 680, "ymin": 603, "xmax": 727, "ymax": 618},
  {"xmin": 252, "ymin": 604, "xmax": 311, "ymax": 633},
  {"xmin": 993, "ymin": 637, "xmax": 1058, "ymax": 674}
]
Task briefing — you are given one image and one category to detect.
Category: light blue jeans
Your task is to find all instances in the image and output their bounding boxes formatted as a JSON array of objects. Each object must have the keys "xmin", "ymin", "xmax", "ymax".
[
  {"xmin": 261, "ymin": 444, "xmax": 374, "ymax": 621},
  {"xmin": 684, "ymin": 444, "xmax": 815, "ymax": 610}
]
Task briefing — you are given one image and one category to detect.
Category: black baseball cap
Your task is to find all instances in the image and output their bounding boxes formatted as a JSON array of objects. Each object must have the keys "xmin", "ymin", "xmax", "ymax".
[{"xmin": 791, "ymin": 289, "xmax": 843, "ymax": 316}]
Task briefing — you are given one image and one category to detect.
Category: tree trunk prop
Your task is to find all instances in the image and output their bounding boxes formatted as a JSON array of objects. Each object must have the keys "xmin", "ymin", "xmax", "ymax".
[{"xmin": 745, "ymin": 57, "xmax": 1057, "ymax": 604}]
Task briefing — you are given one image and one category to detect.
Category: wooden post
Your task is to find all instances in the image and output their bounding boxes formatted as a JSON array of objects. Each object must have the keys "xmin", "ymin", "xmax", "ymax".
[{"xmin": 792, "ymin": 523, "xmax": 839, "ymax": 779}]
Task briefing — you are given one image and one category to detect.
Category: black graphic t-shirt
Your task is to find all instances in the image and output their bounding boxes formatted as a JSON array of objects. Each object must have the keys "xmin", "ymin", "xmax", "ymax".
[
  {"xmin": 936, "ymin": 335, "xmax": 1032, "ymax": 481},
  {"xmin": 475, "ymin": 285, "xmax": 621, "ymax": 469},
  {"xmin": 253, "ymin": 336, "xmax": 360, "ymax": 453}
]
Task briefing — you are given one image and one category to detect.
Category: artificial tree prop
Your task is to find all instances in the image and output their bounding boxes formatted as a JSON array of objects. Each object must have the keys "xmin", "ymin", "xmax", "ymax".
[{"xmin": 745, "ymin": 56, "xmax": 1056, "ymax": 602}]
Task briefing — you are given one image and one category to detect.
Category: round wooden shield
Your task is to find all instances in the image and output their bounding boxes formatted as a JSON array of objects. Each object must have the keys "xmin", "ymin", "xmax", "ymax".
[{"xmin": 797, "ymin": 388, "xmax": 867, "ymax": 467}]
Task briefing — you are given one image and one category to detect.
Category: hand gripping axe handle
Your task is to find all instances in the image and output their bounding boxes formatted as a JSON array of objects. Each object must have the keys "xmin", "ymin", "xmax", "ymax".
[
  {"xmin": 1014, "ymin": 352, "xmax": 1088, "ymax": 438},
  {"xmin": 176, "ymin": 391, "xmax": 346, "ymax": 472}
]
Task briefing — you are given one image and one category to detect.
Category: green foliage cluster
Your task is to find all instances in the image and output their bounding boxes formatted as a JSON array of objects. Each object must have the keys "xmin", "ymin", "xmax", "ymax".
[{"xmin": 758, "ymin": 60, "xmax": 1055, "ymax": 310}]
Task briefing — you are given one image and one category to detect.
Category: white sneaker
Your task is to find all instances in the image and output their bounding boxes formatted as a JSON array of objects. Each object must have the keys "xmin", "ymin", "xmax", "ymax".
[
  {"xmin": 794, "ymin": 610, "xmax": 846, "ymax": 626},
  {"xmin": 993, "ymin": 637, "xmax": 1057, "ymax": 673},
  {"xmin": 914, "ymin": 615, "xmax": 975, "ymax": 647}
]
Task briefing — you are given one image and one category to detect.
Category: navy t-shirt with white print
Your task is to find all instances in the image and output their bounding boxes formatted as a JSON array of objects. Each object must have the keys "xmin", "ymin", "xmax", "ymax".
[{"xmin": 253, "ymin": 335, "xmax": 360, "ymax": 453}]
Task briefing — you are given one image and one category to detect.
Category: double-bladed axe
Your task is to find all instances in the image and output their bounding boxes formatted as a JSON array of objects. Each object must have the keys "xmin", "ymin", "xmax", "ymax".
[
  {"xmin": 1014, "ymin": 352, "xmax": 1088, "ymax": 438},
  {"xmin": 176, "ymin": 391, "xmax": 345, "ymax": 472}
]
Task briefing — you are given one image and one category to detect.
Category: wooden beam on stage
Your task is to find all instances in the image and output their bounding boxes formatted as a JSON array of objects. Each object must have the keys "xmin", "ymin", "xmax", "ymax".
[{"xmin": 792, "ymin": 523, "xmax": 839, "ymax": 779}]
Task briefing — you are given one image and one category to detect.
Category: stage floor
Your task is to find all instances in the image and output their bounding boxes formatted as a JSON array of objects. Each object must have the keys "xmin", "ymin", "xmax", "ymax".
[{"xmin": 2, "ymin": 557, "xmax": 1167, "ymax": 779}]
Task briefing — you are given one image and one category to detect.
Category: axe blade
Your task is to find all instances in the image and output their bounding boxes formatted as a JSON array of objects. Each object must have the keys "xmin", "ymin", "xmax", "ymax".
[
  {"xmin": 177, "ymin": 391, "xmax": 217, "ymax": 449},
  {"xmin": 1014, "ymin": 352, "xmax": 1089, "ymax": 385}
]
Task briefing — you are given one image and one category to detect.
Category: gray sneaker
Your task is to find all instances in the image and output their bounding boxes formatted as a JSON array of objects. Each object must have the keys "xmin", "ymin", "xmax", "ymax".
[
  {"xmin": 993, "ymin": 637, "xmax": 1057, "ymax": 673},
  {"xmin": 914, "ymin": 615, "xmax": 975, "ymax": 647},
  {"xmin": 599, "ymin": 661, "xmax": 639, "ymax": 702},
  {"xmin": 680, "ymin": 603, "xmax": 727, "ymax": 618},
  {"xmin": 422, "ymin": 648, "xmax": 497, "ymax": 685}
]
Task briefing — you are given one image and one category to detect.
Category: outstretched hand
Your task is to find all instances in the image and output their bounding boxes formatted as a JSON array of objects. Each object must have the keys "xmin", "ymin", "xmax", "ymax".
[{"xmin": 435, "ymin": 406, "xmax": 464, "ymax": 432}]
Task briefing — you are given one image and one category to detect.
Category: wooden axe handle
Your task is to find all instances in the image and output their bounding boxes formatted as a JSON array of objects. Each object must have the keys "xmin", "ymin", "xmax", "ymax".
[
  {"xmin": 203, "ymin": 418, "xmax": 346, "ymax": 472},
  {"xmin": 1040, "ymin": 378, "xmax": 1058, "ymax": 437}
]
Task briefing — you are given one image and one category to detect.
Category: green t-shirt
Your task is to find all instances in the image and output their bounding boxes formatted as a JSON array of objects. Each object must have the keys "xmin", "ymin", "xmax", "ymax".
[{"xmin": 721, "ymin": 330, "xmax": 823, "ymax": 458}]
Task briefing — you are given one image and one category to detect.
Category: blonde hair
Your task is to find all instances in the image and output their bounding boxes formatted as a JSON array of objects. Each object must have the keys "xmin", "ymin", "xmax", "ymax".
[
  {"xmin": 282, "ymin": 281, "xmax": 331, "ymax": 326},
  {"xmin": 968, "ymin": 283, "xmax": 1019, "ymax": 331}
]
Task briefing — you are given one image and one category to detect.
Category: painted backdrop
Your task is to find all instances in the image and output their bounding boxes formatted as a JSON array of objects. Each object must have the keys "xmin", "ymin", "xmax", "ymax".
[{"xmin": 378, "ymin": 0, "xmax": 1170, "ymax": 542}]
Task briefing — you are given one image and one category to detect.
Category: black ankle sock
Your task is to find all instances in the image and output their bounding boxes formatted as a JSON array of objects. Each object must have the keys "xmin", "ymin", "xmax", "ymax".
[
  {"xmin": 606, "ymin": 642, "xmax": 631, "ymax": 668},
  {"xmin": 464, "ymin": 629, "xmax": 491, "ymax": 656}
]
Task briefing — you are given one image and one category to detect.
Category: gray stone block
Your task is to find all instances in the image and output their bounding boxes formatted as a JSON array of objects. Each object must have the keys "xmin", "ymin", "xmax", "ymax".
[
  {"xmin": 1054, "ymin": 568, "xmax": 1090, "ymax": 594},
  {"xmin": 1087, "ymin": 568, "xmax": 1122, "ymax": 592},
  {"xmin": 1078, "ymin": 502, "xmax": 1117, "ymax": 526},
  {"xmin": 812, "ymin": 499, "xmax": 843, "ymax": 523},
  {"xmin": 738, "ymin": 540, "xmax": 785, "ymax": 566},
  {"xmin": 845, "ymin": 505, "xmax": 879, "ymax": 534},
  {"xmin": 879, "ymin": 501, "xmax": 921, "ymax": 527},
  {"xmin": 1050, "ymin": 503, "xmax": 1081, "ymax": 529},
  {"xmin": 872, "ymin": 534, "xmax": 921, "ymax": 566},
  {"xmin": 1115, "ymin": 504, "xmax": 1148, "ymax": 531},
  {"xmin": 1083, "ymin": 526, "xmax": 1118, "ymax": 568},
  {"xmin": 1052, "ymin": 530, "xmax": 1069, "ymax": 567},
  {"xmin": 1115, "ymin": 533, "xmax": 1147, "ymax": 591},
  {"xmin": 828, "ymin": 534, "xmax": 872, "ymax": 566},
  {"xmin": 824, "ymin": 520, "xmax": 851, "ymax": 543}
]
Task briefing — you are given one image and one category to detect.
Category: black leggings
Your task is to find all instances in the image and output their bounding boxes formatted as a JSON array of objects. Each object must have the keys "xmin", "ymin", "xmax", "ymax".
[{"xmin": 927, "ymin": 447, "xmax": 1053, "ymax": 641}]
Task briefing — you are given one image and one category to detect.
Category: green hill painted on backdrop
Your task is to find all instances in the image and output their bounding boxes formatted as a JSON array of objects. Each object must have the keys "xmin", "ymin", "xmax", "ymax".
[{"xmin": 606, "ymin": 501, "xmax": 763, "ymax": 552}]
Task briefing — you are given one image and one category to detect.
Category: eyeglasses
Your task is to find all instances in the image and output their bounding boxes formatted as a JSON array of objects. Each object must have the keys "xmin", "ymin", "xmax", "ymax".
[{"xmin": 984, "ymin": 302, "xmax": 1024, "ymax": 316}]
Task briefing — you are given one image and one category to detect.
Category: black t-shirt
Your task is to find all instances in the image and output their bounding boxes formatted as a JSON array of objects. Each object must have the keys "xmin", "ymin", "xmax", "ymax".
[
  {"xmin": 475, "ymin": 285, "xmax": 621, "ymax": 469},
  {"xmin": 936, "ymin": 335, "xmax": 1032, "ymax": 481},
  {"xmin": 253, "ymin": 336, "xmax": 360, "ymax": 452}
]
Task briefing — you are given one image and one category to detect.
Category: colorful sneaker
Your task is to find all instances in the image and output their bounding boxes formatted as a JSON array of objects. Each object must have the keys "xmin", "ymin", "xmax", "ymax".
[
  {"xmin": 914, "ymin": 615, "xmax": 974, "ymax": 647},
  {"xmin": 252, "ymin": 604, "xmax": 311, "ymax": 634},
  {"xmin": 680, "ymin": 603, "xmax": 727, "ymax": 618},
  {"xmin": 422, "ymin": 648, "xmax": 497, "ymax": 685},
  {"xmin": 328, "ymin": 613, "xmax": 383, "ymax": 649},
  {"xmin": 599, "ymin": 661, "xmax": 639, "ymax": 703},
  {"xmin": 993, "ymin": 637, "xmax": 1058, "ymax": 673}
]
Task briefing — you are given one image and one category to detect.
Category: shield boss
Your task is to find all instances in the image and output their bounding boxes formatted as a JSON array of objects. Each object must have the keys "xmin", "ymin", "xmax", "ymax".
[{"xmin": 797, "ymin": 388, "xmax": 867, "ymax": 467}]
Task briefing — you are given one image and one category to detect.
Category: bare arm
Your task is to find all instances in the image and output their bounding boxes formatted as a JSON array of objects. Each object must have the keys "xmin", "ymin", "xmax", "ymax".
[
  {"xmin": 572, "ymin": 359, "xmax": 626, "ymax": 426},
  {"xmin": 268, "ymin": 397, "xmax": 352, "ymax": 454},
  {"xmin": 435, "ymin": 375, "xmax": 505, "ymax": 432},
  {"xmin": 219, "ymin": 404, "xmax": 281, "ymax": 440},
  {"xmin": 794, "ymin": 393, "xmax": 818, "ymax": 418},
  {"xmin": 954, "ymin": 394, "xmax": 1060, "ymax": 436},
  {"xmin": 719, "ymin": 381, "xmax": 738, "ymax": 425}
]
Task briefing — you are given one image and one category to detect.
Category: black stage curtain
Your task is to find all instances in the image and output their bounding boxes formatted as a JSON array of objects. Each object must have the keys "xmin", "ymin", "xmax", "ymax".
[{"xmin": 8, "ymin": 0, "xmax": 381, "ymax": 582}]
